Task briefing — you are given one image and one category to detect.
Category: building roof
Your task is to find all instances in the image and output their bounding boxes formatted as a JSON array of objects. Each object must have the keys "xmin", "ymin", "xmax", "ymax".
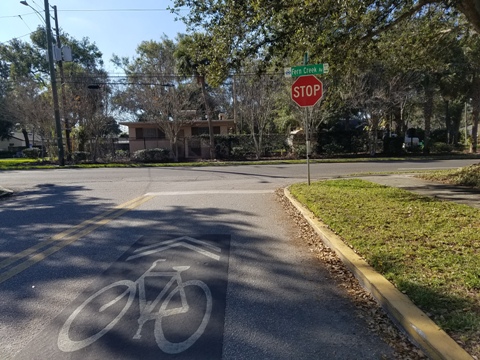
[{"xmin": 119, "ymin": 119, "xmax": 235, "ymax": 128}]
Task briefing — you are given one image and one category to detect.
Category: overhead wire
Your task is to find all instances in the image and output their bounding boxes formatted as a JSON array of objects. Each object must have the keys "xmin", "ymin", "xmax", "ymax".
[
  {"xmin": 0, "ymin": 6, "xmax": 186, "ymax": 46},
  {"xmin": 0, "ymin": 8, "xmax": 186, "ymax": 17},
  {"xmin": 0, "ymin": 31, "xmax": 35, "ymax": 45},
  {"xmin": 17, "ymin": 14, "xmax": 33, "ymax": 33},
  {"xmin": 59, "ymin": 8, "xmax": 179, "ymax": 12}
]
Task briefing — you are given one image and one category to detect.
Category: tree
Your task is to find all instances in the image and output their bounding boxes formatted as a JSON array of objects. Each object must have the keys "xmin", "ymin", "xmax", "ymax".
[
  {"xmin": 172, "ymin": 0, "xmax": 480, "ymax": 85},
  {"xmin": 1, "ymin": 27, "xmax": 103, "ymax": 82},
  {"xmin": 0, "ymin": 27, "xmax": 104, "ymax": 158},
  {"xmin": 175, "ymin": 33, "xmax": 216, "ymax": 159},
  {"xmin": 61, "ymin": 68, "xmax": 119, "ymax": 160},
  {"xmin": 5, "ymin": 77, "xmax": 56, "ymax": 157},
  {"xmin": 0, "ymin": 63, "xmax": 13, "ymax": 141},
  {"xmin": 113, "ymin": 38, "xmax": 199, "ymax": 161},
  {"xmin": 461, "ymin": 31, "xmax": 480, "ymax": 152},
  {"xmin": 235, "ymin": 67, "xmax": 283, "ymax": 159},
  {"xmin": 339, "ymin": 62, "xmax": 393, "ymax": 156}
]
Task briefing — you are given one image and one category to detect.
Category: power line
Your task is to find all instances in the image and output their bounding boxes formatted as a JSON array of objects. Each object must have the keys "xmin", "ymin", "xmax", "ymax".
[
  {"xmin": 0, "ymin": 12, "xmax": 37, "ymax": 19},
  {"xmin": 0, "ymin": 31, "xmax": 35, "ymax": 45},
  {"xmin": 17, "ymin": 14, "xmax": 33, "ymax": 33},
  {"xmin": 0, "ymin": 8, "xmax": 187, "ymax": 18},
  {"xmin": 59, "ymin": 8, "xmax": 184, "ymax": 12}
]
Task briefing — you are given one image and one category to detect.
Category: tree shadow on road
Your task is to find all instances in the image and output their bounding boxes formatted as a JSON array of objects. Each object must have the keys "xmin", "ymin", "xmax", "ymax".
[{"xmin": 1, "ymin": 184, "xmax": 396, "ymax": 360}]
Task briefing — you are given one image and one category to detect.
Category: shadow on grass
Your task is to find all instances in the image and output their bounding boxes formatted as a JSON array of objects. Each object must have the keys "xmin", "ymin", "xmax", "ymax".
[{"xmin": 397, "ymin": 279, "xmax": 479, "ymax": 334}]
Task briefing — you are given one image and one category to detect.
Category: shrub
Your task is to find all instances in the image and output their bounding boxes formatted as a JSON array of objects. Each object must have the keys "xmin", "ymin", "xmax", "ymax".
[
  {"xmin": 230, "ymin": 146, "xmax": 250, "ymax": 160},
  {"xmin": 430, "ymin": 129, "xmax": 448, "ymax": 143},
  {"xmin": 73, "ymin": 151, "xmax": 90, "ymax": 162},
  {"xmin": 132, "ymin": 148, "xmax": 170, "ymax": 163},
  {"xmin": 22, "ymin": 148, "xmax": 41, "ymax": 159},
  {"xmin": 0, "ymin": 151, "xmax": 17, "ymax": 159},
  {"xmin": 431, "ymin": 142, "xmax": 453, "ymax": 154},
  {"xmin": 383, "ymin": 136, "xmax": 404, "ymax": 155},
  {"xmin": 323, "ymin": 142, "xmax": 344, "ymax": 155},
  {"xmin": 212, "ymin": 134, "xmax": 286, "ymax": 160},
  {"xmin": 115, "ymin": 150, "xmax": 129, "ymax": 159},
  {"xmin": 292, "ymin": 145, "xmax": 307, "ymax": 158}
]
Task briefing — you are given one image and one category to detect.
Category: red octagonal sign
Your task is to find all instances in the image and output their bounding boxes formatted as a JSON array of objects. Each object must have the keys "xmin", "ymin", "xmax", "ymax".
[{"xmin": 291, "ymin": 75, "xmax": 323, "ymax": 107}]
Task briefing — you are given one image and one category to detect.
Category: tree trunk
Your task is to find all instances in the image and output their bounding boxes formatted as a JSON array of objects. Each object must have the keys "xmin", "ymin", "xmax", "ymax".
[
  {"xmin": 251, "ymin": 131, "xmax": 264, "ymax": 160},
  {"xmin": 457, "ymin": 0, "xmax": 480, "ymax": 34},
  {"xmin": 445, "ymin": 100, "xmax": 451, "ymax": 144},
  {"xmin": 369, "ymin": 115, "xmax": 379, "ymax": 156},
  {"xmin": 471, "ymin": 73, "xmax": 480, "ymax": 153},
  {"xmin": 21, "ymin": 128, "xmax": 30, "ymax": 148},
  {"xmin": 423, "ymin": 80, "xmax": 434, "ymax": 154},
  {"xmin": 199, "ymin": 75, "xmax": 215, "ymax": 160},
  {"xmin": 170, "ymin": 135, "xmax": 179, "ymax": 162},
  {"xmin": 393, "ymin": 106, "xmax": 403, "ymax": 135}
]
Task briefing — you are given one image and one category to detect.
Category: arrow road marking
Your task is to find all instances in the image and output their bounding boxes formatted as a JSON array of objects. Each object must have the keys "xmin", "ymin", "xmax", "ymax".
[{"xmin": 127, "ymin": 236, "xmax": 222, "ymax": 262}]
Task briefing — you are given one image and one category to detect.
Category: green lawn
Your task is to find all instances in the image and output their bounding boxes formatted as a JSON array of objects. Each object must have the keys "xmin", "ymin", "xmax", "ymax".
[
  {"xmin": 289, "ymin": 179, "xmax": 480, "ymax": 352},
  {"xmin": 1, "ymin": 154, "xmax": 480, "ymax": 171}
]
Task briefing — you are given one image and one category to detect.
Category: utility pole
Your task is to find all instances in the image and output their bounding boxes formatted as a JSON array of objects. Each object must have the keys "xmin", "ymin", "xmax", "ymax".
[
  {"xmin": 44, "ymin": 0, "xmax": 65, "ymax": 166},
  {"xmin": 233, "ymin": 75, "xmax": 238, "ymax": 134},
  {"xmin": 52, "ymin": 5, "xmax": 71, "ymax": 161}
]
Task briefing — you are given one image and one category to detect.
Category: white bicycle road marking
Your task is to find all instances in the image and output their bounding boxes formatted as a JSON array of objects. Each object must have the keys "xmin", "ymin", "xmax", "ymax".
[
  {"xmin": 127, "ymin": 236, "xmax": 222, "ymax": 261},
  {"xmin": 58, "ymin": 259, "xmax": 213, "ymax": 354}
]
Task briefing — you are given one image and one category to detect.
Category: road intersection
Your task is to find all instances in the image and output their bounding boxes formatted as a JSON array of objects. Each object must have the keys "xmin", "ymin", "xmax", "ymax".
[{"xmin": 1, "ymin": 160, "xmax": 478, "ymax": 359}]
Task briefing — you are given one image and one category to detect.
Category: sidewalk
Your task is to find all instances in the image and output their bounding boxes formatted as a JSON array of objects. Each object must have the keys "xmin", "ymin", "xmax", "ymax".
[
  {"xmin": 358, "ymin": 174, "xmax": 480, "ymax": 209},
  {"xmin": 285, "ymin": 174, "xmax": 478, "ymax": 360},
  {"xmin": 0, "ymin": 186, "xmax": 13, "ymax": 198}
]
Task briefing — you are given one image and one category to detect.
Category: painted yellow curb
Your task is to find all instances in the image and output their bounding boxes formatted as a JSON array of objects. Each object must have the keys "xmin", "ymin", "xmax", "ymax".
[{"xmin": 284, "ymin": 188, "xmax": 473, "ymax": 360}]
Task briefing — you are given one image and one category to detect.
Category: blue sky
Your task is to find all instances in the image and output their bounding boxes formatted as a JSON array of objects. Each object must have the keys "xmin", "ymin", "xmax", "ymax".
[{"xmin": 0, "ymin": 0, "xmax": 188, "ymax": 72}]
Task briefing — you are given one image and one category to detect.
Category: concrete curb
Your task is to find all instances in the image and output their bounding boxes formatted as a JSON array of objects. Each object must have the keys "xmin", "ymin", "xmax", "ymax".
[{"xmin": 284, "ymin": 188, "xmax": 473, "ymax": 360}]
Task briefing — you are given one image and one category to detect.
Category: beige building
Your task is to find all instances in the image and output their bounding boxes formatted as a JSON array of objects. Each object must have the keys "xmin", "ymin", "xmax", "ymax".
[
  {"xmin": 120, "ymin": 117, "xmax": 235, "ymax": 160},
  {"xmin": 0, "ymin": 130, "xmax": 42, "ymax": 152}
]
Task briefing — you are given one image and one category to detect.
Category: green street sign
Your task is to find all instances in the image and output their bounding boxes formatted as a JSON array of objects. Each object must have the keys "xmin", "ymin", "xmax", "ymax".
[{"xmin": 284, "ymin": 63, "xmax": 329, "ymax": 77}]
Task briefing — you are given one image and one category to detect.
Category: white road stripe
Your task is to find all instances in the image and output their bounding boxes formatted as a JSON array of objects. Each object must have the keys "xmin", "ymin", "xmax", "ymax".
[
  {"xmin": 145, "ymin": 190, "xmax": 274, "ymax": 196},
  {"xmin": 397, "ymin": 167, "xmax": 457, "ymax": 171}
]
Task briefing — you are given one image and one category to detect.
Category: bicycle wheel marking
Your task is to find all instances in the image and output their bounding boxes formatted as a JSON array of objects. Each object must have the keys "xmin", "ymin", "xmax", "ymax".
[
  {"xmin": 14, "ymin": 234, "xmax": 230, "ymax": 360},
  {"xmin": 57, "ymin": 280, "xmax": 136, "ymax": 352},
  {"xmin": 154, "ymin": 280, "xmax": 213, "ymax": 354}
]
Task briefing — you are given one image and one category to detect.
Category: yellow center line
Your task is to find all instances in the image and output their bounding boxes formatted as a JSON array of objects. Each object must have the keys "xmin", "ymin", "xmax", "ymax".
[
  {"xmin": 0, "ymin": 195, "xmax": 149, "ymax": 270},
  {"xmin": 0, "ymin": 195, "xmax": 155, "ymax": 284}
]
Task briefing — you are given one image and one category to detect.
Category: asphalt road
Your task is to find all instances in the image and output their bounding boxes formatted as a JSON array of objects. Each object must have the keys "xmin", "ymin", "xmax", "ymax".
[{"xmin": 0, "ymin": 159, "xmax": 478, "ymax": 359}]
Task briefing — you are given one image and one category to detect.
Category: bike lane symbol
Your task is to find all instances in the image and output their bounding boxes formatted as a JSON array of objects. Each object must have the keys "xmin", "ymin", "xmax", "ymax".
[{"xmin": 15, "ymin": 235, "xmax": 231, "ymax": 360}]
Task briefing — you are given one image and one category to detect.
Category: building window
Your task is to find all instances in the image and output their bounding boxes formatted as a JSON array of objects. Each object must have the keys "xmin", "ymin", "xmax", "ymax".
[
  {"xmin": 191, "ymin": 127, "xmax": 221, "ymax": 136},
  {"xmin": 135, "ymin": 127, "xmax": 165, "ymax": 139},
  {"xmin": 143, "ymin": 128, "xmax": 157, "ymax": 138}
]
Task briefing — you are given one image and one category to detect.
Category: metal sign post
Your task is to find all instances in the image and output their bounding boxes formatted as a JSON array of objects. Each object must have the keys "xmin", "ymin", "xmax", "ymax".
[
  {"xmin": 289, "ymin": 54, "xmax": 328, "ymax": 185},
  {"xmin": 305, "ymin": 107, "xmax": 310, "ymax": 185}
]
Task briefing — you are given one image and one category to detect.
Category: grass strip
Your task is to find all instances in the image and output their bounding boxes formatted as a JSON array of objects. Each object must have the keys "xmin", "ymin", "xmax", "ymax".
[
  {"xmin": 2, "ymin": 154, "xmax": 480, "ymax": 171},
  {"xmin": 289, "ymin": 179, "xmax": 480, "ymax": 346}
]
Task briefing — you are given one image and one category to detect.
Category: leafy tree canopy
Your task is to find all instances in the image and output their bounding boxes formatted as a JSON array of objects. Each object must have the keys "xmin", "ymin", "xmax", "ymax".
[
  {"xmin": 0, "ymin": 26, "xmax": 103, "ymax": 82},
  {"xmin": 172, "ymin": 0, "xmax": 480, "ymax": 82}
]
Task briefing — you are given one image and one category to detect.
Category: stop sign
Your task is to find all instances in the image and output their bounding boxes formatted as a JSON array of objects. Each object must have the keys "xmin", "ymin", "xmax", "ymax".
[{"xmin": 291, "ymin": 75, "xmax": 323, "ymax": 107}]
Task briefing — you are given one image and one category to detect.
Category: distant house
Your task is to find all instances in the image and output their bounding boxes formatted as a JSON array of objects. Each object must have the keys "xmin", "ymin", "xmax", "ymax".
[
  {"xmin": 120, "ymin": 114, "xmax": 235, "ymax": 159},
  {"xmin": 0, "ymin": 130, "xmax": 42, "ymax": 152}
]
